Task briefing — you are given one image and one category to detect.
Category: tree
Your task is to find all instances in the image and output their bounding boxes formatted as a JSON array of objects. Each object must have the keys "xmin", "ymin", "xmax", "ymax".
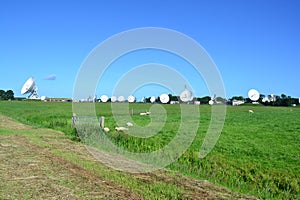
[
  {"xmin": 230, "ymin": 96, "xmax": 244, "ymax": 101},
  {"xmin": 5, "ymin": 90, "xmax": 14, "ymax": 100},
  {"xmin": 279, "ymin": 94, "xmax": 292, "ymax": 106},
  {"xmin": 0, "ymin": 90, "xmax": 5, "ymax": 100},
  {"xmin": 144, "ymin": 97, "xmax": 151, "ymax": 103},
  {"xmin": 0, "ymin": 89, "xmax": 14, "ymax": 100},
  {"xmin": 197, "ymin": 96, "xmax": 210, "ymax": 104},
  {"xmin": 281, "ymin": 94, "xmax": 287, "ymax": 99},
  {"xmin": 169, "ymin": 94, "xmax": 178, "ymax": 102},
  {"xmin": 216, "ymin": 96, "xmax": 227, "ymax": 103}
]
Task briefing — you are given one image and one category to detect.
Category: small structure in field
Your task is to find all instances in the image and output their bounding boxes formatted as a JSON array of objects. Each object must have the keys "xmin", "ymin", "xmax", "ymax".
[
  {"xmin": 126, "ymin": 122, "xmax": 133, "ymax": 127},
  {"xmin": 115, "ymin": 127, "xmax": 129, "ymax": 131},
  {"xmin": 140, "ymin": 111, "xmax": 151, "ymax": 116},
  {"xmin": 72, "ymin": 113, "xmax": 77, "ymax": 126},
  {"xmin": 232, "ymin": 100, "xmax": 244, "ymax": 106},
  {"xmin": 103, "ymin": 127, "xmax": 110, "ymax": 132}
]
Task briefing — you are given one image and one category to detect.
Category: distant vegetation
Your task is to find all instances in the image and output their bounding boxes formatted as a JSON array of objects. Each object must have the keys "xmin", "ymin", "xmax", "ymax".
[
  {"xmin": 0, "ymin": 101, "xmax": 299, "ymax": 199},
  {"xmin": 0, "ymin": 89, "xmax": 14, "ymax": 100},
  {"xmin": 1, "ymin": 89, "xmax": 298, "ymax": 107},
  {"xmin": 230, "ymin": 94, "xmax": 299, "ymax": 107}
]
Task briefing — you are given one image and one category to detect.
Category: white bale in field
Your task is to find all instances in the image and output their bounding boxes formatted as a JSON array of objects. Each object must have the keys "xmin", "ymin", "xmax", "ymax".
[
  {"xmin": 126, "ymin": 122, "xmax": 133, "ymax": 127},
  {"xmin": 103, "ymin": 127, "xmax": 110, "ymax": 132},
  {"xmin": 140, "ymin": 111, "xmax": 151, "ymax": 116},
  {"xmin": 248, "ymin": 109, "xmax": 254, "ymax": 113},
  {"xmin": 115, "ymin": 126, "xmax": 129, "ymax": 131}
]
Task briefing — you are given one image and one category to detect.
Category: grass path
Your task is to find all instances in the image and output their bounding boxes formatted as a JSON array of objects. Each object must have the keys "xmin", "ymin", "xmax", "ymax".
[{"xmin": 0, "ymin": 115, "xmax": 258, "ymax": 199}]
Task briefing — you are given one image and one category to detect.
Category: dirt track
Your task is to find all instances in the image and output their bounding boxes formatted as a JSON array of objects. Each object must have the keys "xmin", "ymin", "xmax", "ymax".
[{"xmin": 0, "ymin": 115, "xmax": 258, "ymax": 199}]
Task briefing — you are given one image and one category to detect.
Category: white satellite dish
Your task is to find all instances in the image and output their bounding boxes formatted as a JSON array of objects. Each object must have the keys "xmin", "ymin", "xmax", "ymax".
[
  {"xmin": 118, "ymin": 96, "xmax": 125, "ymax": 102},
  {"xmin": 111, "ymin": 96, "xmax": 117, "ymax": 102},
  {"xmin": 127, "ymin": 95, "xmax": 135, "ymax": 103},
  {"xmin": 21, "ymin": 77, "xmax": 38, "ymax": 99},
  {"xmin": 150, "ymin": 96, "xmax": 156, "ymax": 103},
  {"xmin": 208, "ymin": 100, "xmax": 214, "ymax": 105},
  {"xmin": 160, "ymin": 93, "xmax": 169, "ymax": 104},
  {"xmin": 40, "ymin": 96, "xmax": 46, "ymax": 101},
  {"xmin": 180, "ymin": 88, "xmax": 193, "ymax": 102},
  {"xmin": 248, "ymin": 89, "xmax": 260, "ymax": 101},
  {"xmin": 100, "ymin": 95, "xmax": 108, "ymax": 102}
]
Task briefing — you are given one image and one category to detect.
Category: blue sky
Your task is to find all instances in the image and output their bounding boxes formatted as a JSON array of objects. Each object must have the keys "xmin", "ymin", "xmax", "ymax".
[{"xmin": 1, "ymin": 0, "xmax": 299, "ymax": 100}]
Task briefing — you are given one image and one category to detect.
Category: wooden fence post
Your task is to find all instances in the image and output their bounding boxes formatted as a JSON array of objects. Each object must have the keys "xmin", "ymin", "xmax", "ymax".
[
  {"xmin": 72, "ymin": 113, "xmax": 77, "ymax": 126},
  {"xmin": 100, "ymin": 116, "xmax": 105, "ymax": 128}
]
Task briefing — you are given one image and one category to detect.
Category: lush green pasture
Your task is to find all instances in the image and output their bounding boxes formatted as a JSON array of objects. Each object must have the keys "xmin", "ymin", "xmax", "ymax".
[{"xmin": 0, "ymin": 101, "xmax": 299, "ymax": 199}]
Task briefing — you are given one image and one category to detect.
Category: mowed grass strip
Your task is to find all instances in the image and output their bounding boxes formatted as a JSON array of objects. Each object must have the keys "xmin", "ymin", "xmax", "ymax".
[
  {"xmin": 0, "ymin": 101, "xmax": 299, "ymax": 199},
  {"xmin": 1, "ymin": 114, "xmax": 250, "ymax": 200},
  {"xmin": 0, "ymin": 116, "xmax": 186, "ymax": 199}
]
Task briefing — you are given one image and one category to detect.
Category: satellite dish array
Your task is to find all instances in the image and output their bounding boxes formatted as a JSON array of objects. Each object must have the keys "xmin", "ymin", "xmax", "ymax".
[
  {"xmin": 100, "ymin": 95, "xmax": 136, "ymax": 103},
  {"xmin": 99, "ymin": 94, "xmax": 170, "ymax": 103},
  {"xmin": 247, "ymin": 89, "xmax": 281, "ymax": 103},
  {"xmin": 21, "ymin": 77, "xmax": 271, "ymax": 105},
  {"xmin": 88, "ymin": 88, "xmax": 276, "ymax": 105}
]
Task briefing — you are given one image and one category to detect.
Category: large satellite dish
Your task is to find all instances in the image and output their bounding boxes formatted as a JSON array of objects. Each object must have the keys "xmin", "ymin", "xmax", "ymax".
[
  {"xmin": 180, "ymin": 88, "xmax": 193, "ymax": 102},
  {"xmin": 21, "ymin": 77, "xmax": 38, "ymax": 99},
  {"xmin": 127, "ymin": 95, "xmax": 135, "ymax": 103},
  {"xmin": 248, "ymin": 89, "xmax": 260, "ymax": 101},
  {"xmin": 100, "ymin": 95, "xmax": 108, "ymax": 102},
  {"xmin": 159, "ymin": 93, "xmax": 169, "ymax": 104}
]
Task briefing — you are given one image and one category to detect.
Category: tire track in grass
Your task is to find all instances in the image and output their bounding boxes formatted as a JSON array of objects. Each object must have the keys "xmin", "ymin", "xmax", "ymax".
[{"xmin": 0, "ymin": 115, "xmax": 259, "ymax": 199}]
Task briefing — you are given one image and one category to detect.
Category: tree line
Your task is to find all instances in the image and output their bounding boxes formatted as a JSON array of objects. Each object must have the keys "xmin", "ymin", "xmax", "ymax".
[
  {"xmin": 1, "ymin": 89, "xmax": 298, "ymax": 107},
  {"xmin": 0, "ymin": 90, "xmax": 15, "ymax": 100},
  {"xmin": 230, "ymin": 94, "xmax": 299, "ymax": 106},
  {"xmin": 143, "ymin": 94, "xmax": 298, "ymax": 106}
]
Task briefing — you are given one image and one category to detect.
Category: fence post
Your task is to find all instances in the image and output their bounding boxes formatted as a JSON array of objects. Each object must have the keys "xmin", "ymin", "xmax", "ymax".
[
  {"xmin": 72, "ymin": 113, "xmax": 77, "ymax": 126},
  {"xmin": 100, "ymin": 116, "xmax": 105, "ymax": 128}
]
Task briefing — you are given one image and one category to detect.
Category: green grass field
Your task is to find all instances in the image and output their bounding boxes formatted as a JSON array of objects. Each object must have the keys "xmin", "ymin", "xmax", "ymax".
[{"xmin": 0, "ymin": 101, "xmax": 299, "ymax": 199}]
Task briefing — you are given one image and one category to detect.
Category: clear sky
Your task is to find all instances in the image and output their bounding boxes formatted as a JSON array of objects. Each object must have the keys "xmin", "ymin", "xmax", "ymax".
[{"xmin": 1, "ymin": 0, "xmax": 299, "ymax": 100}]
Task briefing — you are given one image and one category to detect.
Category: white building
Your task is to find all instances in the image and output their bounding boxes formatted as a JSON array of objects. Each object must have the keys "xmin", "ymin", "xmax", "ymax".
[{"xmin": 232, "ymin": 99, "xmax": 245, "ymax": 106}]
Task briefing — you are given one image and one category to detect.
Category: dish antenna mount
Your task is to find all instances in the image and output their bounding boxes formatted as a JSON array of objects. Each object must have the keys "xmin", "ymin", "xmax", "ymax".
[{"xmin": 21, "ymin": 77, "xmax": 38, "ymax": 99}]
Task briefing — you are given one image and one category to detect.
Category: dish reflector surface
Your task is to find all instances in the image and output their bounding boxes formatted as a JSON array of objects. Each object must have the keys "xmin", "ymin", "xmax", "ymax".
[{"xmin": 159, "ymin": 93, "xmax": 169, "ymax": 104}]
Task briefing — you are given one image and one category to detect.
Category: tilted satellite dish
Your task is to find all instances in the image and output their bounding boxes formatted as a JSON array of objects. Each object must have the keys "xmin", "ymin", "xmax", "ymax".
[
  {"xmin": 248, "ymin": 89, "xmax": 260, "ymax": 101},
  {"xmin": 180, "ymin": 88, "xmax": 193, "ymax": 102},
  {"xmin": 111, "ymin": 96, "xmax": 117, "ymax": 102},
  {"xmin": 127, "ymin": 95, "xmax": 135, "ymax": 103},
  {"xmin": 118, "ymin": 96, "xmax": 125, "ymax": 102},
  {"xmin": 150, "ymin": 96, "xmax": 156, "ymax": 103},
  {"xmin": 208, "ymin": 100, "xmax": 214, "ymax": 105},
  {"xmin": 100, "ymin": 95, "xmax": 108, "ymax": 102},
  {"xmin": 160, "ymin": 93, "xmax": 169, "ymax": 104},
  {"xmin": 21, "ymin": 77, "xmax": 38, "ymax": 99}
]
